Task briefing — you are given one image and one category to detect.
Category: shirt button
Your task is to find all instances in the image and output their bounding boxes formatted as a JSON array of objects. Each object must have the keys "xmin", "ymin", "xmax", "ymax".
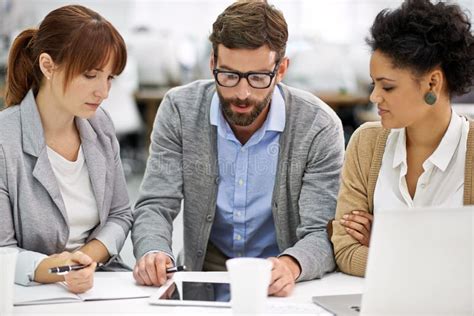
[
  {"xmin": 206, "ymin": 214, "xmax": 213, "ymax": 222},
  {"xmin": 236, "ymin": 211, "xmax": 241, "ymax": 217},
  {"xmin": 235, "ymin": 234, "xmax": 242, "ymax": 241},
  {"xmin": 238, "ymin": 179, "xmax": 244, "ymax": 186},
  {"xmin": 214, "ymin": 177, "xmax": 220, "ymax": 184},
  {"xmin": 197, "ymin": 250, "xmax": 203, "ymax": 257},
  {"xmin": 420, "ymin": 183, "xmax": 426, "ymax": 189},
  {"xmin": 240, "ymin": 147, "xmax": 246, "ymax": 152}
]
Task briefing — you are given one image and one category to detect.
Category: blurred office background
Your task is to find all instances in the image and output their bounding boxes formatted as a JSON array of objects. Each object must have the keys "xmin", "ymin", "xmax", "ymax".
[{"xmin": 0, "ymin": 0, "xmax": 473, "ymax": 267}]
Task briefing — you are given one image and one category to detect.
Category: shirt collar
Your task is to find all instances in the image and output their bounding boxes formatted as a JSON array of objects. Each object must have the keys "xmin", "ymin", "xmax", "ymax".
[
  {"xmin": 392, "ymin": 128, "xmax": 406, "ymax": 169},
  {"xmin": 427, "ymin": 110, "xmax": 464, "ymax": 171},
  {"xmin": 392, "ymin": 110, "xmax": 465, "ymax": 171},
  {"xmin": 210, "ymin": 92, "xmax": 226, "ymax": 139},
  {"xmin": 210, "ymin": 86, "xmax": 286, "ymax": 138},
  {"xmin": 265, "ymin": 86, "xmax": 286, "ymax": 132}
]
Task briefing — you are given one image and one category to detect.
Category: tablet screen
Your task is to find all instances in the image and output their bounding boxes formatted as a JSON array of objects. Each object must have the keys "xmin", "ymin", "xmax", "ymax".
[{"xmin": 159, "ymin": 282, "xmax": 231, "ymax": 302}]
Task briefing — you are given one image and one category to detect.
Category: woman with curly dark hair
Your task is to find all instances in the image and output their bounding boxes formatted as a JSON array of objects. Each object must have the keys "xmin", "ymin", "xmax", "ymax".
[{"xmin": 331, "ymin": 0, "xmax": 474, "ymax": 276}]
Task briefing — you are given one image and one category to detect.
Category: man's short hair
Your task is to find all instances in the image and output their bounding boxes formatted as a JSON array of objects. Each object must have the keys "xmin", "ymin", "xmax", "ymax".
[{"xmin": 209, "ymin": 1, "xmax": 288, "ymax": 62}]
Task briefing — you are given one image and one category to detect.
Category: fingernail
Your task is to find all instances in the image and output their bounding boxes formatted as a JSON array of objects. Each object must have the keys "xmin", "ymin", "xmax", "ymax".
[
  {"xmin": 343, "ymin": 215, "xmax": 348, "ymax": 219},
  {"xmin": 340, "ymin": 219, "xmax": 345, "ymax": 224},
  {"xmin": 352, "ymin": 211, "xmax": 359, "ymax": 215}
]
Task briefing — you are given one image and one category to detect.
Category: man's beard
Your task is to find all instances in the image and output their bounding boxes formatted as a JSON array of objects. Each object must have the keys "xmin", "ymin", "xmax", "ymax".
[{"xmin": 217, "ymin": 86, "xmax": 274, "ymax": 127}]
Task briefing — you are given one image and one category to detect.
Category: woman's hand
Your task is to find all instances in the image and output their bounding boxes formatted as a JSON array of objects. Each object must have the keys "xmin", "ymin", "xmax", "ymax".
[
  {"xmin": 63, "ymin": 251, "xmax": 96, "ymax": 294},
  {"xmin": 35, "ymin": 251, "xmax": 96, "ymax": 294},
  {"xmin": 339, "ymin": 211, "xmax": 373, "ymax": 247}
]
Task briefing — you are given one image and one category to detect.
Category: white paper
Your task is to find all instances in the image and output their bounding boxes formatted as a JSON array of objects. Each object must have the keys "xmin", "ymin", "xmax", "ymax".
[
  {"xmin": 14, "ymin": 283, "xmax": 78, "ymax": 305},
  {"xmin": 14, "ymin": 276, "xmax": 149, "ymax": 305},
  {"xmin": 78, "ymin": 277, "xmax": 149, "ymax": 301}
]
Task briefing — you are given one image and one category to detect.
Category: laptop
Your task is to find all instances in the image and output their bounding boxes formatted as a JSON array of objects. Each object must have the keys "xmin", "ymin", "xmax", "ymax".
[{"xmin": 313, "ymin": 206, "xmax": 474, "ymax": 315}]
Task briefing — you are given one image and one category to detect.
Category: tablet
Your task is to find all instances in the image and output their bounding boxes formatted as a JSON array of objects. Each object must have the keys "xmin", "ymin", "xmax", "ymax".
[{"xmin": 149, "ymin": 272, "xmax": 232, "ymax": 308}]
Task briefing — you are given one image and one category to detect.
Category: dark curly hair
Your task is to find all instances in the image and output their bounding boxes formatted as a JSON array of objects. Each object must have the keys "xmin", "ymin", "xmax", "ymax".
[{"xmin": 366, "ymin": 0, "xmax": 474, "ymax": 97}]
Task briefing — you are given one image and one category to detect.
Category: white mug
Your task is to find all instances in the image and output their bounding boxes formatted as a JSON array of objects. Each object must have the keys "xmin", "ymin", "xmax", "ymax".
[
  {"xmin": 226, "ymin": 257, "xmax": 272, "ymax": 315},
  {"xmin": 0, "ymin": 248, "xmax": 18, "ymax": 316}
]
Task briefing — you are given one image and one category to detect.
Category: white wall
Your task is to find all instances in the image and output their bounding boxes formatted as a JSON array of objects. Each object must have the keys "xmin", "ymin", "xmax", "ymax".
[{"xmin": 3, "ymin": 0, "xmax": 473, "ymax": 46}]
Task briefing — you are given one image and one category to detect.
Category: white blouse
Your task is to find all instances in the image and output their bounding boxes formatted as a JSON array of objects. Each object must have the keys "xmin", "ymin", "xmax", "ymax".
[
  {"xmin": 374, "ymin": 111, "xmax": 469, "ymax": 213},
  {"xmin": 47, "ymin": 146, "xmax": 99, "ymax": 251}
]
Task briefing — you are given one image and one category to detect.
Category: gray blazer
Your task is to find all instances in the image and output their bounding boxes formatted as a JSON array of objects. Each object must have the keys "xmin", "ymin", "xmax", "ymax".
[
  {"xmin": 0, "ymin": 91, "xmax": 133, "ymax": 285},
  {"xmin": 132, "ymin": 80, "xmax": 344, "ymax": 282}
]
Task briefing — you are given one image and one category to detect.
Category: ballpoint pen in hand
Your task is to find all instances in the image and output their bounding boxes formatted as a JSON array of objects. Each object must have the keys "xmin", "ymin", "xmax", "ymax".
[
  {"xmin": 50, "ymin": 263, "xmax": 186, "ymax": 274},
  {"xmin": 166, "ymin": 265, "xmax": 186, "ymax": 273},
  {"xmin": 49, "ymin": 262, "xmax": 104, "ymax": 274}
]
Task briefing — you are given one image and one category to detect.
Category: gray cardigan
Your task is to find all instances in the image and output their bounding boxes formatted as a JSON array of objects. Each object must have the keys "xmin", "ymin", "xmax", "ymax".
[
  {"xmin": 132, "ymin": 80, "xmax": 344, "ymax": 281},
  {"xmin": 0, "ymin": 91, "xmax": 133, "ymax": 285}
]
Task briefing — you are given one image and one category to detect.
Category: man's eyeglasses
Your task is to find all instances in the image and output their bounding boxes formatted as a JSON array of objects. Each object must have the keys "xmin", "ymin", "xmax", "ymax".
[{"xmin": 213, "ymin": 62, "xmax": 280, "ymax": 89}]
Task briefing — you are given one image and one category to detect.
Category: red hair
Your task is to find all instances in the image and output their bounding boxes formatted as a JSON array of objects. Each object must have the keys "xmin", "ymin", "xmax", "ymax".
[{"xmin": 5, "ymin": 5, "xmax": 127, "ymax": 107}]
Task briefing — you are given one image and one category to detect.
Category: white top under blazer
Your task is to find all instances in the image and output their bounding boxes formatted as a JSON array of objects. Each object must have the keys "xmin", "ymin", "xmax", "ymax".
[{"xmin": 47, "ymin": 146, "xmax": 100, "ymax": 251}]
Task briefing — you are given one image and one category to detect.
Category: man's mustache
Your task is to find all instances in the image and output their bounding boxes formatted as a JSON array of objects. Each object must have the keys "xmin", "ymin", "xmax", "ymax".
[{"xmin": 223, "ymin": 97, "xmax": 259, "ymax": 107}]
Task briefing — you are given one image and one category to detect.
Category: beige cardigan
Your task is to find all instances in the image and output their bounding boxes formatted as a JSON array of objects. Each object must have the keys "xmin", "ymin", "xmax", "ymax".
[{"xmin": 331, "ymin": 121, "xmax": 474, "ymax": 277}]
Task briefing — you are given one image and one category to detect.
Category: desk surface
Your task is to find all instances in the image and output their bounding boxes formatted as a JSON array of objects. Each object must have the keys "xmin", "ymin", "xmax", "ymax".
[
  {"xmin": 13, "ymin": 272, "xmax": 364, "ymax": 315},
  {"xmin": 316, "ymin": 92, "xmax": 369, "ymax": 108}
]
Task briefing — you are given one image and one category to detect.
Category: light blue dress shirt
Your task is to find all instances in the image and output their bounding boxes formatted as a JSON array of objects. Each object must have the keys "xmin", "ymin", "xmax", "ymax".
[{"xmin": 209, "ymin": 86, "xmax": 286, "ymax": 260}]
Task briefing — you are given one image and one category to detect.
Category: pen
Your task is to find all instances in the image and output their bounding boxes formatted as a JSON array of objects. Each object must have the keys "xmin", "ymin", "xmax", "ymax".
[
  {"xmin": 166, "ymin": 265, "xmax": 186, "ymax": 273},
  {"xmin": 49, "ymin": 263, "xmax": 104, "ymax": 274}
]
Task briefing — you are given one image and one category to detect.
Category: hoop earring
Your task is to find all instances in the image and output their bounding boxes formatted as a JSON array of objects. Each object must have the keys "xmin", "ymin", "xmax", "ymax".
[{"xmin": 424, "ymin": 91, "xmax": 437, "ymax": 105}]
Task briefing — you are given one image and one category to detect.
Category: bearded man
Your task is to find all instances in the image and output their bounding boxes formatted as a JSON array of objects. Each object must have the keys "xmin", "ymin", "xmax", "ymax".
[{"xmin": 132, "ymin": 1, "xmax": 344, "ymax": 298}]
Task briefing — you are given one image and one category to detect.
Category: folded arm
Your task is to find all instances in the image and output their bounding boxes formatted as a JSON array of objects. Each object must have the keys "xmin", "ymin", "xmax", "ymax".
[{"xmin": 331, "ymin": 127, "xmax": 374, "ymax": 277}]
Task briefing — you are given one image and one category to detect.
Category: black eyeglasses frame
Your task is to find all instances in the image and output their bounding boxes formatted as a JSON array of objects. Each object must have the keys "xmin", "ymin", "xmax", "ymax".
[{"xmin": 212, "ymin": 61, "xmax": 281, "ymax": 89}]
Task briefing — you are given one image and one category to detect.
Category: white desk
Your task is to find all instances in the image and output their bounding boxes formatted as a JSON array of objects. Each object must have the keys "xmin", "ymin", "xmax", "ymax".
[{"xmin": 13, "ymin": 272, "xmax": 364, "ymax": 315}]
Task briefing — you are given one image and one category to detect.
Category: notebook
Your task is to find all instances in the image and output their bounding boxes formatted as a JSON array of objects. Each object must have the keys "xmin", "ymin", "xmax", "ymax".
[
  {"xmin": 14, "ymin": 275, "xmax": 150, "ymax": 305},
  {"xmin": 313, "ymin": 206, "xmax": 474, "ymax": 315}
]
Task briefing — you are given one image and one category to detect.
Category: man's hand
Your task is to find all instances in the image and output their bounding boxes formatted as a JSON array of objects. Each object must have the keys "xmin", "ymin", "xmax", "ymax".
[
  {"xmin": 133, "ymin": 252, "xmax": 174, "ymax": 286},
  {"xmin": 267, "ymin": 256, "xmax": 301, "ymax": 297},
  {"xmin": 340, "ymin": 211, "xmax": 373, "ymax": 246}
]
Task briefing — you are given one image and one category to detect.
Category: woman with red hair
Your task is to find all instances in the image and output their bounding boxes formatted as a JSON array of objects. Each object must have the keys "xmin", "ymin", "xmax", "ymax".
[{"xmin": 0, "ymin": 5, "xmax": 132, "ymax": 293}]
